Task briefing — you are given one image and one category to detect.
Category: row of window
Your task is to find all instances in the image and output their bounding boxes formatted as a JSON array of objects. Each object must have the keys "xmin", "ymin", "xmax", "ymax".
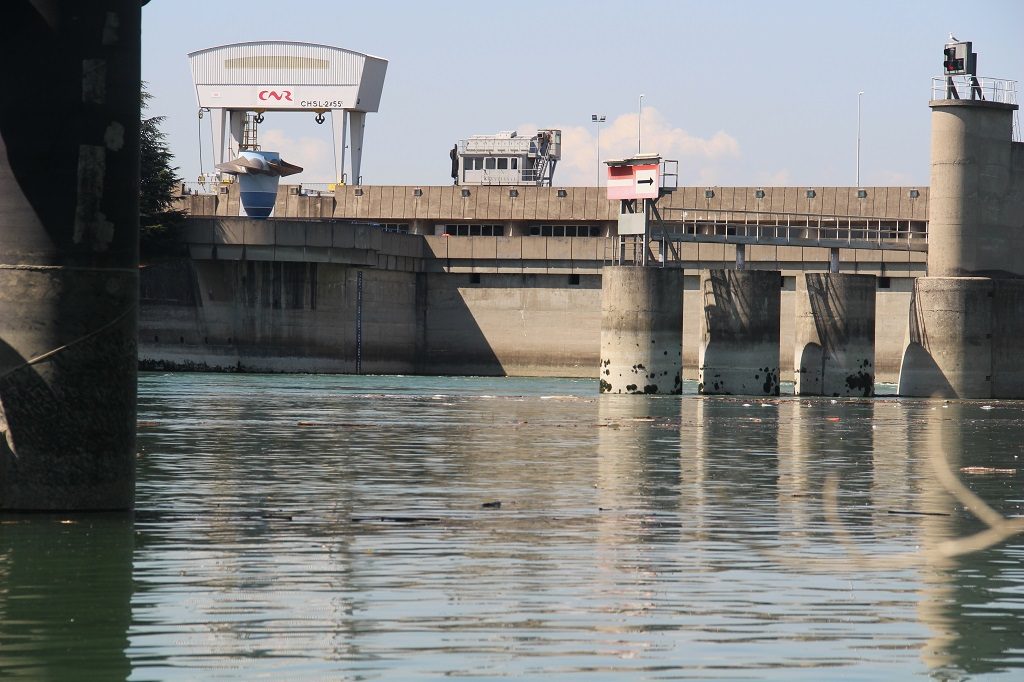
[
  {"xmin": 464, "ymin": 157, "xmax": 520, "ymax": 171},
  {"xmin": 529, "ymin": 225, "xmax": 602, "ymax": 237},
  {"xmin": 469, "ymin": 273, "xmax": 584, "ymax": 286},
  {"xmin": 442, "ymin": 224, "xmax": 506, "ymax": 236},
  {"xmin": 439, "ymin": 224, "xmax": 603, "ymax": 237}
]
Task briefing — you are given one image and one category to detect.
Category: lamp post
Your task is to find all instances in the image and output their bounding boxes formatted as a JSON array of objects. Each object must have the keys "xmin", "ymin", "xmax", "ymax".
[
  {"xmin": 591, "ymin": 114, "xmax": 605, "ymax": 187},
  {"xmin": 638, "ymin": 94, "xmax": 645, "ymax": 153},
  {"xmin": 856, "ymin": 91, "xmax": 864, "ymax": 187}
]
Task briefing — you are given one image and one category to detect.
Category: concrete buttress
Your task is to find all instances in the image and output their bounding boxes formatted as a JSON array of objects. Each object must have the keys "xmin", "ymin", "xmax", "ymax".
[
  {"xmin": 794, "ymin": 273, "xmax": 876, "ymax": 397},
  {"xmin": 599, "ymin": 266, "xmax": 683, "ymax": 395},
  {"xmin": 698, "ymin": 270, "xmax": 781, "ymax": 396}
]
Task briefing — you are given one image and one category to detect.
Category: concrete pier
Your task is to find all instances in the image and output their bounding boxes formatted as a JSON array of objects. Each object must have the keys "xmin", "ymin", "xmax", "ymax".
[
  {"xmin": 794, "ymin": 273, "xmax": 876, "ymax": 397},
  {"xmin": 0, "ymin": 2, "xmax": 141, "ymax": 509},
  {"xmin": 897, "ymin": 87, "xmax": 1024, "ymax": 398},
  {"xmin": 599, "ymin": 266, "xmax": 682, "ymax": 395},
  {"xmin": 698, "ymin": 269, "xmax": 781, "ymax": 396},
  {"xmin": 899, "ymin": 278, "xmax": 992, "ymax": 398},
  {"xmin": 899, "ymin": 277, "xmax": 1024, "ymax": 398}
]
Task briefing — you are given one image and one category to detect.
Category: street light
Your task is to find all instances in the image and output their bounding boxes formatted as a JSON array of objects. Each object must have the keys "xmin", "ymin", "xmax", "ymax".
[
  {"xmin": 638, "ymin": 94, "xmax": 645, "ymax": 153},
  {"xmin": 591, "ymin": 114, "xmax": 605, "ymax": 187},
  {"xmin": 856, "ymin": 91, "xmax": 864, "ymax": 187}
]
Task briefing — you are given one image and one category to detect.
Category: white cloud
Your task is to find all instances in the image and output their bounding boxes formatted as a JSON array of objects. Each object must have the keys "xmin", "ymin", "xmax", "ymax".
[
  {"xmin": 529, "ymin": 107, "xmax": 741, "ymax": 186},
  {"xmin": 258, "ymin": 128, "xmax": 338, "ymax": 184},
  {"xmin": 758, "ymin": 169, "xmax": 792, "ymax": 186}
]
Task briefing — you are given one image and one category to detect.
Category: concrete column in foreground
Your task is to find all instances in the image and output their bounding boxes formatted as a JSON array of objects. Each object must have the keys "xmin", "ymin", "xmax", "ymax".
[
  {"xmin": 599, "ymin": 266, "xmax": 683, "ymax": 395},
  {"xmin": 897, "ymin": 277, "xmax": 992, "ymax": 398},
  {"xmin": 794, "ymin": 273, "xmax": 876, "ymax": 397},
  {"xmin": 698, "ymin": 269, "xmax": 781, "ymax": 396},
  {"xmin": 0, "ymin": 2, "xmax": 140, "ymax": 509}
]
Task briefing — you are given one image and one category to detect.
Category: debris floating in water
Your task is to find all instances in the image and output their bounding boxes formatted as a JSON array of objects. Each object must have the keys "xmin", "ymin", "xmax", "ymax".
[{"xmin": 960, "ymin": 466, "xmax": 1017, "ymax": 475}]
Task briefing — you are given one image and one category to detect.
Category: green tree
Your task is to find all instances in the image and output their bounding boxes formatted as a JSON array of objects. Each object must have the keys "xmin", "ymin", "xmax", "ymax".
[{"xmin": 140, "ymin": 87, "xmax": 185, "ymax": 258}]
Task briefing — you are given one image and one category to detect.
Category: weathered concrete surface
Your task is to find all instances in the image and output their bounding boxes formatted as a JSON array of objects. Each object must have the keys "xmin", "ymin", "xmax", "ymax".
[
  {"xmin": 599, "ymin": 267, "xmax": 683, "ymax": 394},
  {"xmin": 423, "ymin": 273, "xmax": 601, "ymax": 377},
  {"xmin": 991, "ymin": 278, "xmax": 1024, "ymax": 397},
  {"xmin": 927, "ymin": 100, "xmax": 1023, "ymax": 277},
  {"xmin": 898, "ymin": 276, "xmax": 1024, "ymax": 398},
  {"xmin": 794, "ymin": 273, "xmax": 876, "ymax": 396},
  {"xmin": 0, "ymin": 2, "xmax": 140, "ymax": 510},
  {"xmin": 139, "ymin": 261, "xmax": 602, "ymax": 378},
  {"xmin": 897, "ymin": 277, "xmax": 993, "ymax": 398},
  {"xmin": 698, "ymin": 270, "xmax": 781, "ymax": 395},
  {"xmin": 183, "ymin": 184, "xmax": 930, "ymax": 226},
  {"xmin": 140, "ymin": 260, "xmax": 418, "ymax": 375}
]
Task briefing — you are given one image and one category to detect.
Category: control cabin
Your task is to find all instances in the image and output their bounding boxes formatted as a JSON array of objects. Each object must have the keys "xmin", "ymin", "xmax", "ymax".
[{"xmin": 453, "ymin": 129, "xmax": 561, "ymax": 186}]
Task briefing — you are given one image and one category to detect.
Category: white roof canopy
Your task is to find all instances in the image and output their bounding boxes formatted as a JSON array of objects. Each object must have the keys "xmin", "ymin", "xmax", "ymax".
[{"xmin": 188, "ymin": 41, "xmax": 387, "ymax": 112}]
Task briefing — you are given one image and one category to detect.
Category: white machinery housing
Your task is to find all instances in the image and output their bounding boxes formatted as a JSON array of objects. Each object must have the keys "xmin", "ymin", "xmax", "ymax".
[
  {"xmin": 456, "ymin": 129, "xmax": 561, "ymax": 186},
  {"xmin": 189, "ymin": 41, "xmax": 387, "ymax": 185}
]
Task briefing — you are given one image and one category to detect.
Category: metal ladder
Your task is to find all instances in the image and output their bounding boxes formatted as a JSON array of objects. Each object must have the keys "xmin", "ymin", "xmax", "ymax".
[{"xmin": 241, "ymin": 113, "xmax": 261, "ymax": 152}]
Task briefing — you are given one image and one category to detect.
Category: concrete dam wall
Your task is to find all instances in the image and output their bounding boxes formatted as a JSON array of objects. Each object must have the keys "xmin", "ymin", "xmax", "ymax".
[
  {"xmin": 140, "ymin": 259, "xmax": 603, "ymax": 377},
  {"xmin": 139, "ymin": 233, "xmax": 915, "ymax": 381}
]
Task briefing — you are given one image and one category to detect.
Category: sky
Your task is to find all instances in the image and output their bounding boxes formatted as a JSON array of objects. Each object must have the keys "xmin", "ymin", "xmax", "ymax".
[{"xmin": 141, "ymin": 0, "xmax": 1024, "ymax": 188}]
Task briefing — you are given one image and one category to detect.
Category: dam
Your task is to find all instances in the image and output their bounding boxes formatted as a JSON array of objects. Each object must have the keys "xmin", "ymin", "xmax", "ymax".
[
  {"xmin": 144, "ymin": 38, "xmax": 1024, "ymax": 400},
  {"xmin": 144, "ymin": 182, "xmax": 928, "ymax": 383}
]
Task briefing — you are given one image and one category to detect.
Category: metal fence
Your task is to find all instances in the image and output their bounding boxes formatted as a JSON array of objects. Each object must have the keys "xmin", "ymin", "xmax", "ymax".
[
  {"xmin": 180, "ymin": 181, "xmax": 340, "ymax": 197},
  {"xmin": 653, "ymin": 207, "xmax": 927, "ymax": 251},
  {"xmin": 931, "ymin": 76, "xmax": 1017, "ymax": 104}
]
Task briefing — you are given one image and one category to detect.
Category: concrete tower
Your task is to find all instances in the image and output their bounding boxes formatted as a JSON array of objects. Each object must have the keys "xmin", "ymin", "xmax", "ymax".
[{"xmin": 898, "ymin": 56, "xmax": 1024, "ymax": 398}]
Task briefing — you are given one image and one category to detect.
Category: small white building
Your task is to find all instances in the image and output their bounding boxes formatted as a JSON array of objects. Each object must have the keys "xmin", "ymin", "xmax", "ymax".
[{"xmin": 454, "ymin": 129, "xmax": 561, "ymax": 186}]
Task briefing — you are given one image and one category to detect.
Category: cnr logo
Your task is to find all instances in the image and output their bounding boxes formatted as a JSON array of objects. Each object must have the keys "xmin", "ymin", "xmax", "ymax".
[{"xmin": 258, "ymin": 90, "xmax": 293, "ymax": 101}]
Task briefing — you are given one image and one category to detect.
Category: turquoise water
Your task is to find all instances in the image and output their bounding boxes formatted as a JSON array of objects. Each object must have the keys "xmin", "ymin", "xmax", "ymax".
[{"xmin": 1, "ymin": 373, "xmax": 1022, "ymax": 680}]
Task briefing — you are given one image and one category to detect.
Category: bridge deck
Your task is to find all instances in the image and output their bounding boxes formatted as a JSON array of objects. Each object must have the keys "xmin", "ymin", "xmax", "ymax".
[{"xmin": 650, "ymin": 207, "xmax": 928, "ymax": 252}]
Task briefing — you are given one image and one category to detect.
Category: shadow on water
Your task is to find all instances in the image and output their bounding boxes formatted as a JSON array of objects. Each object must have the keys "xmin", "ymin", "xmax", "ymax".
[{"xmin": 0, "ymin": 513, "xmax": 133, "ymax": 680}]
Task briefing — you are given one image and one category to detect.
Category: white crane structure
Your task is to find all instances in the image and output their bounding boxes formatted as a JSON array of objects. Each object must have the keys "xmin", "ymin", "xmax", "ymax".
[{"xmin": 189, "ymin": 41, "xmax": 387, "ymax": 186}]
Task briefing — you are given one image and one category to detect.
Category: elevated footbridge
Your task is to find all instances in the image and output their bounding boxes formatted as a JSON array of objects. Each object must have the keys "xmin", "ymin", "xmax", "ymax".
[
  {"xmin": 610, "ymin": 202, "xmax": 927, "ymax": 267},
  {"xmin": 653, "ymin": 206, "xmax": 926, "ymax": 250}
]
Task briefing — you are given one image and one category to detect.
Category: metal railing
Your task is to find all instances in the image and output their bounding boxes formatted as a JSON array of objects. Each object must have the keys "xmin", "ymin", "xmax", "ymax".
[
  {"xmin": 299, "ymin": 183, "xmax": 338, "ymax": 195},
  {"xmin": 931, "ymin": 76, "xmax": 1017, "ymax": 104},
  {"xmin": 181, "ymin": 180, "xmax": 226, "ymax": 195},
  {"xmin": 180, "ymin": 181, "xmax": 340, "ymax": 197},
  {"xmin": 653, "ymin": 207, "xmax": 927, "ymax": 251}
]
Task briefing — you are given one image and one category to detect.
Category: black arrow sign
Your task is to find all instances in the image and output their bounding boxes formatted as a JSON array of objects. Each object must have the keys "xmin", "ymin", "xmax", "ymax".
[{"xmin": 637, "ymin": 178, "xmax": 654, "ymax": 185}]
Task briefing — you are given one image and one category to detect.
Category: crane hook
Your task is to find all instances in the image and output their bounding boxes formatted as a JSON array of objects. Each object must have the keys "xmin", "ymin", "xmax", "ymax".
[
  {"xmin": 315, "ymin": 112, "xmax": 326, "ymax": 125},
  {"xmin": 254, "ymin": 112, "xmax": 265, "ymax": 124}
]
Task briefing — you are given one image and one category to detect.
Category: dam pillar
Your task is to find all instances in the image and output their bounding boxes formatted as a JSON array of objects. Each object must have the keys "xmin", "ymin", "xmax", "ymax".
[
  {"xmin": 897, "ymin": 57, "xmax": 1024, "ymax": 398},
  {"xmin": 599, "ymin": 266, "xmax": 683, "ymax": 395},
  {"xmin": 794, "ymin": 273, "xmax": 876, "ymax": 397},
  {"xmin": 0, "ymin": 1, "xmax": 141, "ymax": 509},
  {"xmin": 698, "ymin": 269, "xmax": 781, "ymax": 396},
  {"xmin": 898, "ymin": 278, "xmax": 992, "ymax": 398}
]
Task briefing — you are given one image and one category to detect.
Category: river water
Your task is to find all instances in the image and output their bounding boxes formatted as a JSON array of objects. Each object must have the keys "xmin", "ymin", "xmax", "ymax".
[{"xmin": 1, "ymin": 373, "xmax": 1022, "ymax": 680}]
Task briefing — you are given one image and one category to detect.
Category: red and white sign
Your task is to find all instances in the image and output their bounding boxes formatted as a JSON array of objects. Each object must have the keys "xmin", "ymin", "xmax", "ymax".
[
  {"xmin": 258, "ymin": 89, "xmax": 293, "ymax": 102},
  {"xmin": 606, "ymin": 163, "xmax": 660, "ymax": 200}
]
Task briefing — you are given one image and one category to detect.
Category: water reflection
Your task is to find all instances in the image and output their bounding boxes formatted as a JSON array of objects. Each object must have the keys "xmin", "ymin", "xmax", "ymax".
[
  {"xmin": 0, "ymin": 375, "xmax": 1020, "ymax": 679},
  {"xmin": 0, "ymin": 514, "xmax": 133, "ymax": 680},
  {"xmin": 913, "ymin": 402, "xmax": 1024, "ymax": 677}
]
